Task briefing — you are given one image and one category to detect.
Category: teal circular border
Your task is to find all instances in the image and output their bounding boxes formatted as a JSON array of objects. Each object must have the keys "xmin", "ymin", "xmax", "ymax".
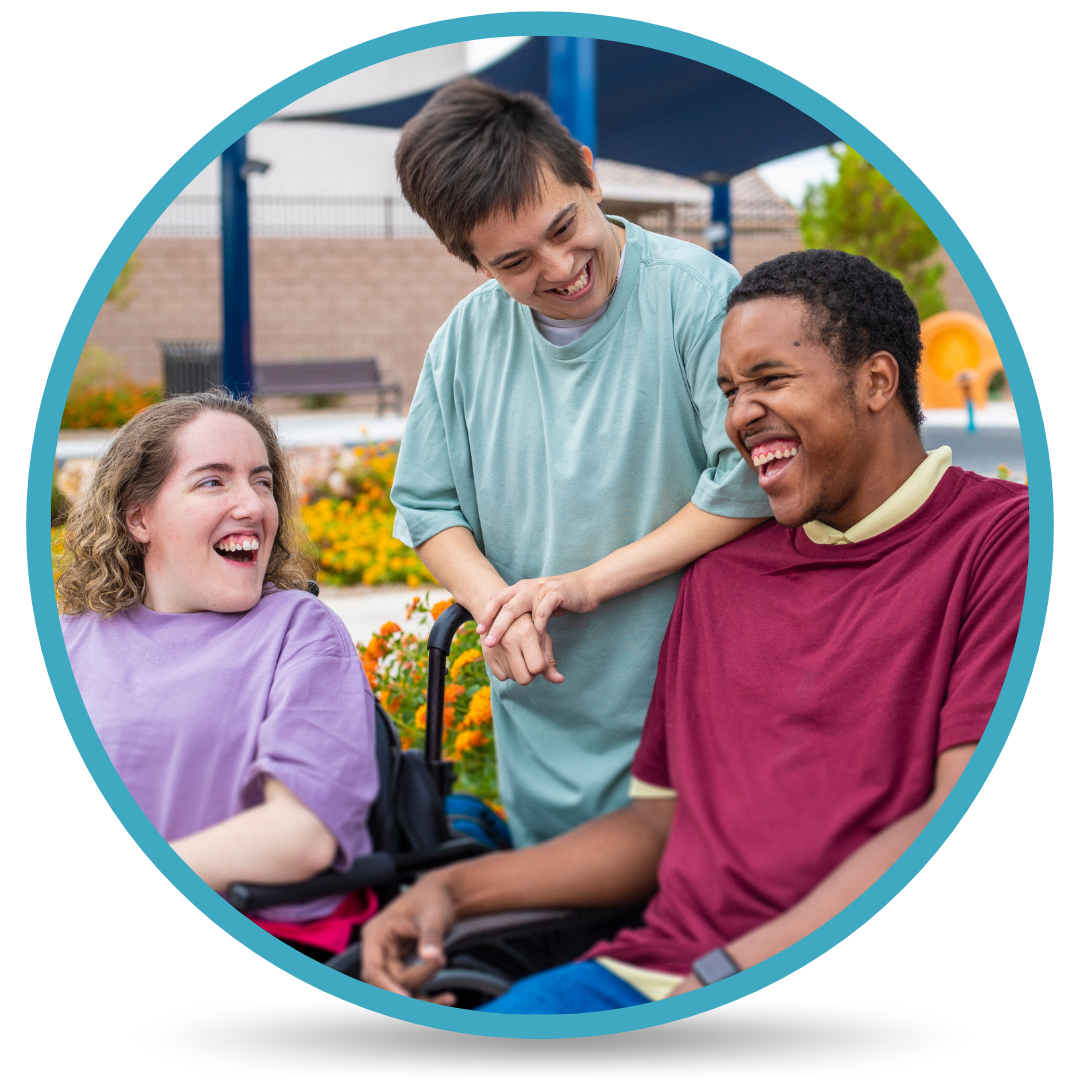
[{"xmin": 28, "ymin": 12, "xmax": 1052, "ymax": 1039}]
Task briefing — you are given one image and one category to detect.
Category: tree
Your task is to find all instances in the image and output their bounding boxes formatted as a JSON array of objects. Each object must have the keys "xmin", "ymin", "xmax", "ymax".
[
  {"xmin": 801, "ymin": 146, "xmax": 947, "ymax": 319},
  {"xmin": 106, "ymin": 252, "xmax": 141, "ymax": 310}
]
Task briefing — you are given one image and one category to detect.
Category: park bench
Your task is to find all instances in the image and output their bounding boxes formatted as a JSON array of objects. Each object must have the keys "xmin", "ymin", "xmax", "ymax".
[{"xmin": 254, "ymin": 358, "xmax": 403, "ymax": 414}]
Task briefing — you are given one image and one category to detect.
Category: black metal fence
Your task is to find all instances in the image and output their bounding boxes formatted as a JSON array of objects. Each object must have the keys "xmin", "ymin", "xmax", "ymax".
[
  {"xmin": 148, "ymin": 179, "xmax": 798, "ymax": 243},
  {"xmin": 160, "ymin": 341, "xmax": 221, "ymax": 395},
  {"xmin": 149, "ymin": 195, "xmax": 435, "ymax": 239}
]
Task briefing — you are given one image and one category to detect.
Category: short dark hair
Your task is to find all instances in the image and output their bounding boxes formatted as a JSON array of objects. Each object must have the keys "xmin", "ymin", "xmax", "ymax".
[
  {"xmin": 728, "ymin": 249, "xmax": 925, "ymax": 427},
  {"xmin": 395, "ymin": 78, "xmax": 595, "ymax": 269}
]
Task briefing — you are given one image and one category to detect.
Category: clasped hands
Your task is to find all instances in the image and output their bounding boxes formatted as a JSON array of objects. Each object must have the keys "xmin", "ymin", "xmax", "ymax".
[{"xmin": 475, "ymin": 569, "xmax": 599, "ymax": 686}]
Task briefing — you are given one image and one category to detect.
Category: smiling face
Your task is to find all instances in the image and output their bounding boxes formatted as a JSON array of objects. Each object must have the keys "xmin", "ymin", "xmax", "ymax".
[
  {"xmin": 719, "ymin": 296, "xmax": 889, "ymax": 530},
  {"xmin": 468, "ymin": 151, "xmax": 623, "ymax": 322},
  {"xmin": 124, "ymin": 411, "xmax": 280, "ymax": 613}
]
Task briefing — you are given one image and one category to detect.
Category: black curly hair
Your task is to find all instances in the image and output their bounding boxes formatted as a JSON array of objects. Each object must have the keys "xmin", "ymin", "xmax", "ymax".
[{"xmin": 727, "ymin": 249, "xmax": 924, "ymax": 427}]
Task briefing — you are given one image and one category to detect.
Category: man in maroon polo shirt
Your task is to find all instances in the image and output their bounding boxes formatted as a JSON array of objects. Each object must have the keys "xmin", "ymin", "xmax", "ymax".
[{"xmin": 361, "ymin": 249, "xmax": 1029, "ymax": 1013}]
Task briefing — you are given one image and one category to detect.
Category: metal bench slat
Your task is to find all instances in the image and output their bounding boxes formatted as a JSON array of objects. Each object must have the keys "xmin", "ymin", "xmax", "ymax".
[{"xmin": 253, "ymin": 360, "xmax": 402, "ymax": 412}]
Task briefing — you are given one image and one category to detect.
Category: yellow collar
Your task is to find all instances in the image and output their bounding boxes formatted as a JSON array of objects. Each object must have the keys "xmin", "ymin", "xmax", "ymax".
[{"xmin": 802, "ymin": 446, "xmax": 953, "ymax": 545}]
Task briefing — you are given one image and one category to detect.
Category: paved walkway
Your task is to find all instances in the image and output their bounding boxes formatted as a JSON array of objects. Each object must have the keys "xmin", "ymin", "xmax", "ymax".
[
  {"xmin": 318, "ymin": 583, "xmax": 452, "ymax": 647},
  {"xmin": 55, "ymin": 411, "xmax": 408, "ymax": 461},
  {"xmin": 55, "ymin": 404, "xmax": 1022, "ymax": 463}
]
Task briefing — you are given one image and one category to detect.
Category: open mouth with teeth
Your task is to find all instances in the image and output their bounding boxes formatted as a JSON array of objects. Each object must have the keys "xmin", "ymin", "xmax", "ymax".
[
  {"xmin": 214, "ymin": 534, "xmax": 261, "ymax": 563},
  {"xmin": 547, "ymin": 259, "xmax": 592, "ymax": 299},
  {"xmin": 749, "ymin": 438, "xmax": 801, "ymax": 481}
]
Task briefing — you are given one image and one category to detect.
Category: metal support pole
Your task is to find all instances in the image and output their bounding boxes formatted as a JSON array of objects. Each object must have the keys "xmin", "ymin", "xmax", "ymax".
[
  {"xmin": 702, "ymin": 177, "xmax": 733, "ymax": 264},
  {"xmin": 547, "ymin": 37, "xmax": 597, "ymax": 150},
  {"xmin": 221, "ymin": 137, "xmax": 253, "ymax": 398}
]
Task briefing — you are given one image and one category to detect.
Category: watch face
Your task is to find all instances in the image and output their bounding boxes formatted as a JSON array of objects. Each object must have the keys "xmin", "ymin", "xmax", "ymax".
[{"xmin": 694, "ymin": 948, "xmax": 740, "ymax": 984}]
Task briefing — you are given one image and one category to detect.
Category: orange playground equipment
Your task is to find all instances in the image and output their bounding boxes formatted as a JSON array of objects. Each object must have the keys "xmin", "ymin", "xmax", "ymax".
[{"xmin": 919, "ymin": 311, "xmax": 1005, "ymax": 410}]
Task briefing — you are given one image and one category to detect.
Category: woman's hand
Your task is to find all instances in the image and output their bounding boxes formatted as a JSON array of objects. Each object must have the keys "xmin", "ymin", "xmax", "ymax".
[{"xmin": 476, "ymin": 570, "xmax": 599, "ymax": 648}]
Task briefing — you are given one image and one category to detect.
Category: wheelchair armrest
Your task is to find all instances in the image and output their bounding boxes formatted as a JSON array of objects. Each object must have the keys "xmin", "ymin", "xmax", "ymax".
[
  {"xmin": 226, "ymin": 836, "xmax": 491, "ymax": 912},
  {"xmin": 442, "ymin": 908, "xmax": 585, "ymax": 950}
]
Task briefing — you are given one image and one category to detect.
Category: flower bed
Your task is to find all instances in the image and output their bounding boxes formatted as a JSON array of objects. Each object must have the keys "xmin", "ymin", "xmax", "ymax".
[
  {"xmin": 300, "ymin": 443, "xmax": 434, "ymax": 587},
  {"xmin": 361, "ymin": 595, "xmax": 497, "ymax": 805},
  {"xmin": 62, "ymin": 382, "xmax": 163, "ymax": 430}
]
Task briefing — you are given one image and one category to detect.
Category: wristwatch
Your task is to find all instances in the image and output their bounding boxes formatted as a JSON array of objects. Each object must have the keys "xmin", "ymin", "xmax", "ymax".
[{"xmin": 691, "ymin": 946, "xmax": 740, "ymax": 985}]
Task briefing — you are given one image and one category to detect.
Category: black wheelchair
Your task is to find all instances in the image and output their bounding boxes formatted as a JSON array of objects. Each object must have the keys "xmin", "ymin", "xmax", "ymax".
[{"xmin": 227, "ymin": 601, "xmax": 645, "ymax": 1009}]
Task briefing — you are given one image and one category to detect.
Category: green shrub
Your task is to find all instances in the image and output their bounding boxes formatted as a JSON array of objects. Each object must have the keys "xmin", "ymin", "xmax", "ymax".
[
  {"xmin": 62, "ymin": 345, "xmax": 162, "ymax": 429},
  {"xmin": 51, "ymin": 479, "xmax": 68, "ymax": 526},
  {"xmin": 62, "ymin": 381, "xmax": 164, "ymax": 429}
]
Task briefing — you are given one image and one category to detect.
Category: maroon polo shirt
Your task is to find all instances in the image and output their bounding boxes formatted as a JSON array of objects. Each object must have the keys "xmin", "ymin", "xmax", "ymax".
[{"xmin": 586, "ymin": 467, "xmax": 1029, "ymax": 975}]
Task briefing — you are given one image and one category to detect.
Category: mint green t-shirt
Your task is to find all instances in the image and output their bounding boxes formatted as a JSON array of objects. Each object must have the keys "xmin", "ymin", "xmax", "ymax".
[{"xmin": 391, "ymin": 220, "xmax": 769, "ymax": 846}]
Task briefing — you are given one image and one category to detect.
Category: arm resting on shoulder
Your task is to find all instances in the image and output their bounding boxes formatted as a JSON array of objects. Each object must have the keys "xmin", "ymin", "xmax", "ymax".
[
  {"xmin": 415, "ymin": 526, "xmax": 563, "ymax": 686},
  {"xmin": 171, "ymin": 777, "xmax": 338, "ymax": 894},
  {"xmin": 477, "ymin": 503, "xmax": 768, "ymax": 646},
  {"xmin": 669, "ymin": 742, "xmax": 978, "ymax": 995},
  {"xmin": 362, "ymin": 798, "xmax": 675, "ymax": 998}
]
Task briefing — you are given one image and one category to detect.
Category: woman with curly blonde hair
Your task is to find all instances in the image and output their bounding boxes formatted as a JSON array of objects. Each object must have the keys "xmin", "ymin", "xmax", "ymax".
[{"xmin": 60, "ymin": 391, "xmax": 379, "ymax": 954}]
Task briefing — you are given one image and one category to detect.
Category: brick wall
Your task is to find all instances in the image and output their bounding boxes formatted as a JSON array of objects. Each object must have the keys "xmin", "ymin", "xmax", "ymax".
[
  {"xmin": 89, "ymin": 240, "xmax": 223, "ymax": 385},
  {"xmin": 87, "ymin": 231, "xmax": 980, "ymax": 403},
  {"xmin": 731, "ymin": 230, "xmax": 981, "ymax": 318},
  {"xmin": 87, "ymin": 237, "xmax": 483, "ymax": 400}
]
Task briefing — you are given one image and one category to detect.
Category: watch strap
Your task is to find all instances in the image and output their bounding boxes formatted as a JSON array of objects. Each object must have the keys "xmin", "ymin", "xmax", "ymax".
[{"xmin": 691, "ymin": 946, "xmax": 740, "ymax": 985}]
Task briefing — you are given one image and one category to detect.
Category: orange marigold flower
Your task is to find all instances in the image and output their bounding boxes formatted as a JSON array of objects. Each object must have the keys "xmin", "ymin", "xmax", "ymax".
[
  {"xmin": 444, "ymin": 683, "xmax": 466, "ymax": 703},
  {"xmin": 453, "ymin": 730, "xmax": 487, "ymax": 755},
  {"xmin": 414, "ymin": 704, "xmax": 426, "ymax": 730},
  {"xmin": 431, "ymin": 598, "xmax": 453, "ymax": 621},
  {"xmin": 380, "ymin": 621, "xmax": 401, "ymax": 636},
  {"xmin": 464, "ymin": 685, "xmax": 492, "ymax": 726},
  {"xmin": 450, "ymin": 648, "xmax": 483, "ymax": 680}
]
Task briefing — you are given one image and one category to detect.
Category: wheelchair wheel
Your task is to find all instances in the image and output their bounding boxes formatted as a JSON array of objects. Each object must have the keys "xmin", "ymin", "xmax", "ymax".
[{"xmin": 325, "ymin": 941, "xmax": 362, "ymax": 978}]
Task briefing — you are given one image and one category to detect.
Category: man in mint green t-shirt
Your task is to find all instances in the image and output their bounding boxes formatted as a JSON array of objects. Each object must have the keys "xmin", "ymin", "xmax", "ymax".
[{"xmin": 390, "ymin": 79, "xmax": 770, "ymax": 846}]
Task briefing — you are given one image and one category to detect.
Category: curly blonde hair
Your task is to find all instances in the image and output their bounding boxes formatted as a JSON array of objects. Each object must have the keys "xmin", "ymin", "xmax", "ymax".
[{"xmin": 56, "ymin": 390, "xmax": 313, "ymax": 616}]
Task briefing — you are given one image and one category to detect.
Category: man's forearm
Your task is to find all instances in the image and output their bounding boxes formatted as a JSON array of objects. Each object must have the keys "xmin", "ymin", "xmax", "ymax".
[
  {"xmin": 415, "ymin": 526, "xmax": 507, "ymax": 616},
  {"xmin": 435, "ymin": 802, "xmax": 672, "ymax": 920},
  {"xmin": 584, "ymin": 503, "xmax": 767, "ymax": 605},
  {"xmin": 724, "ymin": 743, "xmax": 977, "ymax": 970}
]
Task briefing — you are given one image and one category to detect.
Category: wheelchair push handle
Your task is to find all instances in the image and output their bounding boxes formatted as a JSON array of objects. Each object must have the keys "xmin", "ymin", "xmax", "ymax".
[{"xmin": 425, "ymin": 602, "xmax": 473, "ymax": 789}]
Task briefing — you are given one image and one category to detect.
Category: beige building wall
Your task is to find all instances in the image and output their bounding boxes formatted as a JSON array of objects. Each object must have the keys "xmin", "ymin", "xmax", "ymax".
[
  {"xmin": 87, "ymin": 231, "xmax": 980, "ymax": 404},
  {"xmin": 87, "ymin": 237, "xmax": 483, "ymax": 400},
  {"xmin": 731, "ymin": 230, "xmax": 981, "ymax": 319}
]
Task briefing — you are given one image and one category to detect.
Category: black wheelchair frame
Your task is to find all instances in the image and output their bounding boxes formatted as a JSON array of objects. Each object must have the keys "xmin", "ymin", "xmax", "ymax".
[{"xmin": 228, "ymin": 601, "xmax": 645, "ymax": 1008}]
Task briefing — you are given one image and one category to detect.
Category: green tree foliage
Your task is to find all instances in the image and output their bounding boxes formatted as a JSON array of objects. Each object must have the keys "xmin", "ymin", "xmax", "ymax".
[
  {"xmin": 801, "ymin": 146, "xmax": 947, "ymax": 319},
  {"xmin": 106, "ymin": 253, "xmax": 142, "ymax": 309}
]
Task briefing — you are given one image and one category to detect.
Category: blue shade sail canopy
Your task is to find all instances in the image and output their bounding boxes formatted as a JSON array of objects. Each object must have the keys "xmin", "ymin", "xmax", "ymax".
[{"xmin": 287, "ymin": 37, "xmax": 836, "ymax": 179}]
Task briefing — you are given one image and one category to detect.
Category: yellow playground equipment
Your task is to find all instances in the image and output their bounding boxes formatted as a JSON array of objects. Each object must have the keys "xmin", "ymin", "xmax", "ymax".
[{"xmin": 919, "ymin": 311, "xmax": 1005, "ymax": 410}]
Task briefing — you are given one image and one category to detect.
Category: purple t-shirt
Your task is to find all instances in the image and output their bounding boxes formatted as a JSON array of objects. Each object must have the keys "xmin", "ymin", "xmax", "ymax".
[{"xmin": 62, "ymin": 588, "xmax": 377, "ymax": 921}]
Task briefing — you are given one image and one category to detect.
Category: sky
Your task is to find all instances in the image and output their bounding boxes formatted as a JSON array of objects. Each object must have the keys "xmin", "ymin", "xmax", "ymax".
[{"xmin": 756, "ymin": 144, "xmax": 842, "ymax": 207}]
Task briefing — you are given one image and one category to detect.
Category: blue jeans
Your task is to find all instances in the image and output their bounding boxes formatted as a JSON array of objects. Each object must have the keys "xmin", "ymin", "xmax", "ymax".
[{"xmin": 477, "ymin": 960, "xmax": 649, "ymax": 1014}]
